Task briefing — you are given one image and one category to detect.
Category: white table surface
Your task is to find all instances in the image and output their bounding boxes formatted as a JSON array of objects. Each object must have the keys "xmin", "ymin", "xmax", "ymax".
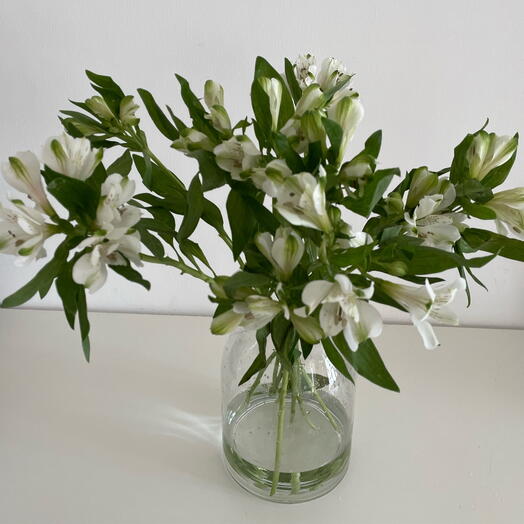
[{"xmin": 0, "ymin": 309, "xmax": 523, "ymax": 524}]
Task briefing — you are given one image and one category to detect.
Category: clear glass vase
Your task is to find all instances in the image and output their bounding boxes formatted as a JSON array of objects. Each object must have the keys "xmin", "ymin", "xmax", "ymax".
[{"xmin": 221, "ymin": 330, "xmax": 356, "ymax": 503}]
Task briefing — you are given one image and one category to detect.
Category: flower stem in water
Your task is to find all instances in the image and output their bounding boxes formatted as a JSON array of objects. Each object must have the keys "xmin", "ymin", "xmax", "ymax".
[{"xmin": 270, "ymin": 368, "xmax": 289, "ymax": 496}]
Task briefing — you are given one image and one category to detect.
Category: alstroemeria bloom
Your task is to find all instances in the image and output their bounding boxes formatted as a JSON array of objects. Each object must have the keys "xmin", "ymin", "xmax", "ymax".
[
  {"xmin": 467, "ymin": 132, "xmax": 518, "ymax": 181},
  {"xmin": 381, "ymin": 278, "xmax": 466, "ymax": 349},
  {"xmin": 294, "ymin": 54, "xmax": 317, "ymax": 89},
  {"xmin": 250, "ymin": 159, "xmax": 291, "ymax": 197},
  {"xmin": 213, "ymin": 136, "xmax": 260, "ymax": 180},
  {"xmin": 255, "ymin": 227, "xmax": 304, "ymax": 281},
  {"xmin": 404, "ymin": 192, "xmax": 465, "ymax": 251},
  {"xmin": 317, "ymin": 57, "xmax": 347, "ymax": 91},
  {"xmin": 485, "ymin": 187, "xmax": 524, "ymax": 238},
  {"xmin": 72, "ymin": 231, "xmax": 142, "ymax": 293},
  {"xmin": 275, "ymin": 172, "xmax": 332, "ymax": 232},
  {"xmin": 302, "ymin": 274, "xmax": 383, "ymax": 351},
  {"xmin": 289, "ymin": 307, "xmax": 324, "ymax": 343},
  {"xmin": 0, "ymin": 201, "xmax": 54, "ymax": 263},
  {"xmin": 210, "ymin": 295, "xmax": 282, "ymax": 335},
  {"xmin": 406, "ymin": 167, "xmax": 439, "ymax": 208},
  {"xmin": 259, "ymin": 77, "xmax": 282, "ymax": 132},
  {"xmin": 327, "ymin": 94, "xmax": 363, "ymax": 163},
  {"xmin": 42, "ymin": 134, "xmax": 102, "ymax": 180},
  {"xmin": 335, "ymin": 223, "xmax": 372, "ymax": 250},
  {"xmin": 1, "ymin": 152, "xmax": 54, "ymax": 215},
  {"xmin": 85, "ymin": 96, "xmax": 114, "ymax": 120}
]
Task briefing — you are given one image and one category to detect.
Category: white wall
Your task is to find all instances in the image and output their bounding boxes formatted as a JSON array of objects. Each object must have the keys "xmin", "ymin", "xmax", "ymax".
[{"xmin": 1, "ymin": 0, "xmax": 523, "ymax": 328}]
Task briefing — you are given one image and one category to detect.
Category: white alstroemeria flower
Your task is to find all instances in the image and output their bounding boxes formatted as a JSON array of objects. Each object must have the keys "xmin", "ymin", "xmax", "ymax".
[
  {"xmin": 42, "ymin": 134, "xmax": 102, "ymax": 180},
  {"xmin": 290, "ymin": 307, "xmax": 324, "ymax": 343},
  {"xmin": 317, "ymin": 57, "xmax": 347, "ymax": 91},
  {"xmin": 340, "ymin": 158, "xmax": 372, "ymax": 182},
  {"xmin": 210, "ymin": 295, "xmax": 282, "ymax": 335},
  {"xmin": 213, "ymin": 136, "xmax": 260, "ymax": 180},
  {"xmin": 294, "ymin": 54, "xmax": 317, "ymax": 89},
  {"xmin": 259, "ymin": 77, "xmax": 283, "ymax": 131},
  {"xmin": 485, "ymin": 187, "xmax": 524, "ymax": 238},
  {"xmin": 301, "ymin": 111, "xmax": 326, "ymax": 145},
  {"xmin": 335, "ymin": 223, "xmax": 372, "ymax": 250},
  {"xmin": 1, "ymin": 152, "xmax": 54, "ymax": 215},
  {"xmin": 281, "ymin": 117, "xmax": 309, "ymax": 154},
  {"xmin": 255, "ymin": 227, "xmax": 304, "ymax": 281},
  {"xmin": 327, "ymin": 94, "xmax": 364, "ymax": 163},
  {"xmin": 467, "ymin": 132, "xmax": 518, "ymax": 181},
  {"xmin": 171, "ymin": 128, "xmax": 214, "ymax": 155},
  {"xmin": 381, "ymin": 278, "xmax": 466, "ymax": 349},
  {"xmin": 85, "ymin": 96, "xmax": 114, "ymax": 120},
  {"xmin": 250, "ymin": 159, "xmax": 291, "ymax": 197},
  {"xmin": 72, "ymin": 230, "xmax": 142, "ymax": 293},
  {"xmin": 275, "ymin": 172, "xmax": 332, "ymax": 232},
  {"xmin": 0, "ymin": 201, "xmax": 54, "ymax": 263},
  {"xmin": 96, "ymin": 174, "xmax": 137, "ymax": 230},
  {"xmin": 204, "ymin": 80, "xmax": 225, "ymax": 109},
  {"xmin": 302, "ymin": 274, "xmax": 383, "ymax": 351},
  {"xmin": 119, "ymin": 95, "xmax": 139, "ymax": 126},
  {"xmin": 404, "ymin": 193, "xmax": 465, "ymax": 251}
]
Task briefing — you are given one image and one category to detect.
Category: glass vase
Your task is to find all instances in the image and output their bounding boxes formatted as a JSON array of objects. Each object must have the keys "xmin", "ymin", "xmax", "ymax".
[{"xmin": 221, "ymin": 330, "xmax": 356, "ymax": 503}]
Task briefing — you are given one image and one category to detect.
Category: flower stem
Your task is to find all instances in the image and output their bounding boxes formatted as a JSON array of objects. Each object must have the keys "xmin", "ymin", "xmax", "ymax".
[
  {"xmin": 271, "ymin": 368, "xmax": 289, "ymax": 496},
  {"xmin": 244, "ymin": 352, "xmax": 276, "ymax": 407},
  {"xmin": 140, "ymin": 253, "xmax": 213, "ymax": 283}
]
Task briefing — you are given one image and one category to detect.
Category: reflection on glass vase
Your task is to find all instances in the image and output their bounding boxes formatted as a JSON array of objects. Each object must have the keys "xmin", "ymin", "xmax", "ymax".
[{"xmin": 221, "ymin": 330, "xmax": 356, "ymax": 503}]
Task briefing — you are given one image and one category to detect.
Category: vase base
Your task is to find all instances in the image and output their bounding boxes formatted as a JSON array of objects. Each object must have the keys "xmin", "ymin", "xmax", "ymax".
[{"xmin": 222, "ymin": 392, "xmax": 351, "ymax": 503}]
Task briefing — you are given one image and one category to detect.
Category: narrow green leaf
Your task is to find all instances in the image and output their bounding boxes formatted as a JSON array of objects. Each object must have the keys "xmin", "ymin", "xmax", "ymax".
[
  {"xmin": 284, "ymin": 58, "xmax": 302, "ymax": 103},
  {"xmin": 107, "ymin": 150, "xmax": 133, "ymax": 176},
  {"xmin": 321, "ymin": 338, "xmax": 354, "ymax": 383},
  {"xmin": 223, "ymin": 271, "xmax": 272, "ymax": 297},
  {"xmin": 333, "ymin": 334, "xmax": 399, "ymax": 392},
  {"xmin": 177, "ymin": 174, "xmax": 203, "ymax": 241},
  {"xmin": 137, "ymin": 88, "xmax": 180, "ymax": 140},
  {"xmin": 110, "ymin": 264, "xmax": 151, "ymax": 290},
  {"xmin": 226, "ymin": 189, "xmax": 257, "ymax": 259},
  {"xmin": 462, "ymin": 228, "xmax": 524, "ymax": 262},
  {"xmin": 238, "ymin": 352, "xmax": 266, "ymax": 386},
  {"xmin": 76, "ymin": 287, "xmax": 91, "ymax": 362}
]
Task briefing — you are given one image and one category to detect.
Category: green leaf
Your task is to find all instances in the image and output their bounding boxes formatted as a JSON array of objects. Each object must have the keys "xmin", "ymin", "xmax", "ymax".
[
  {"xmin": 43, "ymin": 172, "xmax": 99, "ymax": 223},
  {"xmin": 333, "ymin": 335, "xmax": 399, "ymax": 392},
  {"xmin": 223, "ymin": 271, "xmax": 272, "ymax": 298},
  {"xmin": 55, "ymin": 262, "xmax": 81, "ymax": 329},
  {"xmin": 76, "ymin": 286, "xmax": 91, "ymax": 362},
  {"xmin": 1, "ymin": 240, "xmax": 71, "ymax": 308},
  {"xmin": 272, "ymin": 132, "xmax": 305, "ymax": 172},
  {"xmin": 107, "ymin": 150, "xmax": 133, "ymax": 176},
  {"xmin": 455, "ymin": 179, "xmax": 493, "ymax": 203},
  {"xmin": 321, "ymin": 338, "xmax": 354, "ymax": 383},
  {"xmin": 110, "ymin": 264, "xmax": 151, "ymax": 290},
  {"xmin": 284, "ymin": 58, "xmax": 302, "ymax": 103},
  {"xmin": 462, "ymin": 228, "xmax": 524, "ymax": 262},
  {"xmin": 135, "ymin": 222, "xmax": 165, "ymax": 258},
  {"xmin": 227, "ymin": 189, "xmax": 257, "ymax": 259},
  {"xmin": 137, "ymin": 88, "xmax": 180, "ymax": 140},
  {"xmin": 192, "ymin": 150, "xmax": 228, "ymax": 191},
  {"xmin": 364, "ymin": 130, "xmax": 382, "ymax": 158},
  {"xmin": 177, "ymin": 174, "xmax": 203, "ymax": 241},
  {"xmin": 461, "ymin": 200, "xmax": 497, "ymax": 220},
  {"xmin": 301, "ymin": 339, "xmax": 313, "ymax": 359},
  {"xmin": 175, "ymin": 74, "xmax": 217, "ymax": 138},
  {"xmin": 85, "ymin": 70, "xmax": 125, "ymax": 99},
  {"xmin": 271, "ymin": 313, "xmax": 292, "ymax": 351},
  {"xmin": 180, "ymin": 239, "xmax": 212, "ymax": 270},
  {"xmin": 343, "ymin": 168, "xmax": 398, "ymax": 217},
  {"xmin": 238, "ymin": 352, "xmax": 266, "ymax": 386},
  {"xmin": 322, "ymin": 118, "xmax": 343, "ymax": 164},
  {"xmin": 450, "ymin": 133, "xmax": 475, "ymax": 184}
]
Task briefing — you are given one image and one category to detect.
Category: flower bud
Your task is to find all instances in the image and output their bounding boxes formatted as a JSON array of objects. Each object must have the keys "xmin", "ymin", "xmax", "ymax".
[
  {"xmin": 385, "ymin": 192, "xmax": 404, "ymax": 215},
  {"xmin": 340, "ymin": 157, "xmax": 372, "ymax": 182},
  {"xmin": 207, "ymin": 105, "xmax": 232, "ymax": 135},
  {"xmin": 317, "ymin": 57, "xmax": 347, "ymax": 91},
  {"xmin": 301, "ymin": 111, "xmax": 326, "ymax": 144},
  {"xmin": 259, "ymin": 77, "xmax": 283, "ymax": 132},
  {"xmin": 204, "ymin": 80, "xmax": 224, "ymax": 109},
  {"xmin": 85, "ymin": 96, "xmax": 114, "ymax": 120},
  {"xmin": 406, "ymin": 167, "xmax": 439, "ymax": 208},
  {"xmin": 171, "ymin": 128, "xmax": 214, "ymax": 155},
  {"xmin": 119, "ymin": 95, "xmax": 139, "ymax": 126},
  {"xmin": 295, "ymin": 84, "xmax": 324, "ymax": 116},
  {"xmin": 467, "ymin": 131, "xmax": 518, "ymax": 181}
]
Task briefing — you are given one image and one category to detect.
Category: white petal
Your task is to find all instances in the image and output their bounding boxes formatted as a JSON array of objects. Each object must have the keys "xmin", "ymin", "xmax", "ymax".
[
  {"xmin": 412, "ymin": 316, "xmax": 440, "ymax": 349},
  {"xmin": 302, "ymin": 280, "xmax": 333, "ymax": 312},
  {"xmin": 319, "ymin": 302, "xmax": 344, "ymax": 336}
]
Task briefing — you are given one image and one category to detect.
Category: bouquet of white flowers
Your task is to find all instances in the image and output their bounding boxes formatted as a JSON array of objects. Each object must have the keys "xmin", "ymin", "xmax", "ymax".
[{"xmin": 1, "ymin": 54, "xmax": 522, "ymax": 500}]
